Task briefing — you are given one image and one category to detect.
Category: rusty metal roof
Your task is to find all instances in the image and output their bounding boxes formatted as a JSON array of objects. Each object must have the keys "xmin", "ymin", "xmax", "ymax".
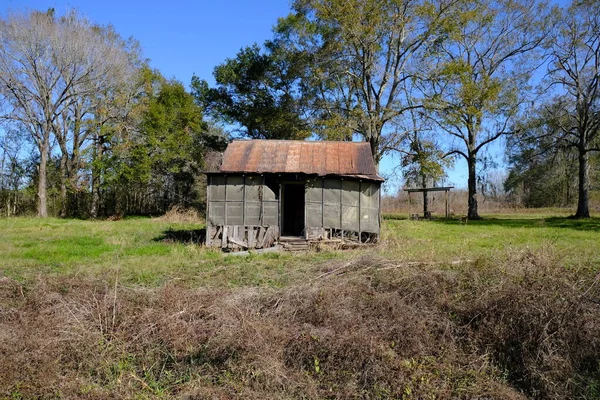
[{"xmin": 218, "ymin": 140, "xmax": 383, "ymax": 181}]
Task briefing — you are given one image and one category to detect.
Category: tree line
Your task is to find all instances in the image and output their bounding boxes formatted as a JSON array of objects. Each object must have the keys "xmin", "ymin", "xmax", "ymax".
[
  {"xmin": 0, "ymin": 9, "xmax": 226, "ymax": 218},
  {"xmin": 1, "ymin": 0, "xmax": 598, "ymax": 219}
]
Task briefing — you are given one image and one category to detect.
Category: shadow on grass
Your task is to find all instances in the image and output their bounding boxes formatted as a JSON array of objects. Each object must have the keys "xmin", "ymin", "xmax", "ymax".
[
  {"xmin": 432, "ymin": 216, "xmax": 600, "ymax": 232},
  {"xmin": 154, "ymin": 228, "xmax": 206, "ymax": 244}
]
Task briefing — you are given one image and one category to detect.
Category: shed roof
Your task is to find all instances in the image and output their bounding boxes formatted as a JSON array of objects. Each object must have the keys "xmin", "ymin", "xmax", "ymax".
[{"xmin": 218, "ymin": 140, "xmax": 383, "ymax": 181}]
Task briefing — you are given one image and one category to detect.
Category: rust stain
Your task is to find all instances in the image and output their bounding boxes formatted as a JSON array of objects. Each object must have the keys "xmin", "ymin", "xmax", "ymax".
[{"xmin": 219, "ymin": 140, "xmax": 382, "ymax": 181}]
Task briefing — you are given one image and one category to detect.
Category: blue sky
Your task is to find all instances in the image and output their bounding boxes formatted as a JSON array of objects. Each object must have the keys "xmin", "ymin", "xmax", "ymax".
[
  {"xmin": 3, "ymin": 0, "xmax": 481, "ymax": 192},
  {"xmin": 4, "ymin": 0, "xmax": 292, "ymax": 86}
]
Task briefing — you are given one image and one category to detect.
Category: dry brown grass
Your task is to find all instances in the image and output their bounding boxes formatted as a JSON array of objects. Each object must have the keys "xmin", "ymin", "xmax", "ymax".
[
  {"xmin": 1, "ymin": 250, "xmax": 599, "ymax": 399},
  {"xmin": 154, "ymin": 205, "xmax": 204, "ymax": 224}
]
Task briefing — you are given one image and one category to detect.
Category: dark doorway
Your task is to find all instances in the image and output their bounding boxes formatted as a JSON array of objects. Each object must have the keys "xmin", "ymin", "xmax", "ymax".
[{"xmin": 282, "ymin": 183, "xmax": 305, "ymax": 236}]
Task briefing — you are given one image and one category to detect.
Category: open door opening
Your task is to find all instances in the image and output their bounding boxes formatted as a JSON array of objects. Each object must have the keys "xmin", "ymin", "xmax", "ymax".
[{"xmin": 282, "ymin": 183, "xmax": 305, "ymax": 236}]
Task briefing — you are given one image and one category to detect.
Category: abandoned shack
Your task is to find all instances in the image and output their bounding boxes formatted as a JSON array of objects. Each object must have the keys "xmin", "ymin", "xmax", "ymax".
[{"xmin": 205, "ymin": 140, "xmax": 383, "ymax": 250}]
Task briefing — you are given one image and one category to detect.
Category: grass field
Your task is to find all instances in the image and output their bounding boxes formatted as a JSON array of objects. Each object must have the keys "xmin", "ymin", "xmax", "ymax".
[
  {"xmin": 1, "ymin": 213, "xmax": 599, "ymax": 399},
  {"xmin": 1, "ymin": 212, "xmax": 598, "ymax": 286}
]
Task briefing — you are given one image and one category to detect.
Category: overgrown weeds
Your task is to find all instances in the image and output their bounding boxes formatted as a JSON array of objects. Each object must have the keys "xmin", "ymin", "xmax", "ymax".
[
  {"xmin": 1, "ymin": 248, "xmax": 598, "ymax": 399},
  {"xmin": 154, "ymin": 206, "xmax": 204, "ymax": 224}
]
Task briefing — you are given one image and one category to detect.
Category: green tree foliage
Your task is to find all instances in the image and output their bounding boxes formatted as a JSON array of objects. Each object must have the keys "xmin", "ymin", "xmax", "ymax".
[
  {"xmin": 0, "ymin": 9, "xmax": 223, "ymax": 218},
  {"xmin": 274, "ymin": 0, "xmax": 456, "ymax": 165},
  {"xmin": 423, "ymin": 0, "xmax": 552, "ymax": 219},
  {"xmin": 402, "ymin": 139, "xmax": 450, "ymax": 189},
  {"xmin": 505, "ymin": 108, "xmax": 579, "ymax": 207},
  {"xmin": 399, "ymin": 107, "xmax": 452, "ymax": 215},
  {"xmin": 98, "ymin": 73, "xmax": 224, "ymax": 215},
  {"xmin": 192, "ymin": 43, "xmax": 310, "ymax": 140},
  {"xmin": 505, "ymin": 151, "xmax": 578, "ymax": 208}
]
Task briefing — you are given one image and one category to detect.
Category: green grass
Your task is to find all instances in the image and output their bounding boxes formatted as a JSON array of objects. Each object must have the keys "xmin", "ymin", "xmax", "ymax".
[
  {"xmin": 380, "ymin": 213, "xmax": 600, "ymax": 269},
  {"xmin": 0, "ymin": 216, "xmax": 339, "ymax": 287},
  {"xmin": 0, "ymin": 213, "xmax": 599, "ymax": 288}
]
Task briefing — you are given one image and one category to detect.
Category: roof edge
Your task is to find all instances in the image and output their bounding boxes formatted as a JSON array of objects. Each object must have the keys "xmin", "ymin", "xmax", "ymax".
[{"xmin": 204, "ymin": 171, "xmax": 384, "ymax": 182}]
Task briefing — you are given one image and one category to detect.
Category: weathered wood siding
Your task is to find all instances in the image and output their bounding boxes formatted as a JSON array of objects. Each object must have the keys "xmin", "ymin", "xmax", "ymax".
[
  {"xmin": 206, "ymin": 173, "xmax": 381, "ymax": 248},
  {"xmin": 304, "ymin": 177, "xmax": 380, "ymax": 239},
  {"xmin": 206, "ymin": 174, "xmax": 279, "ymax": 249}
]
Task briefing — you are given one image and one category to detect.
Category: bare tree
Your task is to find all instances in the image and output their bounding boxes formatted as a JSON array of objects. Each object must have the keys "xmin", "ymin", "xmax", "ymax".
[
  {"xmin": 0, "ymin": 9, "xmax": 137, "ymax": 217},
  {"xmin": 52, "ymin": 25, "xmax": 142, "ymax": 217},
  {"xmin": 546, "ymin": 0, "xmax": 600, "ymax": 218}
]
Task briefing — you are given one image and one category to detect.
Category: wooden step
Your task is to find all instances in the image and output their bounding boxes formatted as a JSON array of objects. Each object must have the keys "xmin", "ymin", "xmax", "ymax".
[{"xmin": 283, "ymin": 240, "xmax": 310, "ymax": 252}]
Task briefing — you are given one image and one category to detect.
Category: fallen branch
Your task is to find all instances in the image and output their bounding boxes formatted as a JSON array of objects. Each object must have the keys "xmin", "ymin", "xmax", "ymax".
[
  {"xmin": 376, "ymin": 259, "xmax": 473, "ymax": 271},
  {"xmin": 314, "ymin": 260, "xmax": 357, "ymax": 280}
]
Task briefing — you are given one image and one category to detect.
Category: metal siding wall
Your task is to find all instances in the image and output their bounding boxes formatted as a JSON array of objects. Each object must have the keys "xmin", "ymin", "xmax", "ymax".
[
  {"xmin": 359, "ymin": 182, "xmax": 380, "ymax": 233},
  {"xmin": 323, "ymin": 179, "xmax": 341, "ymax": 229},
  {"xmin": 305, "ymin": 178, "xmax": 323, "ymax": 228},
  {"xmin": 244, "ymin": 176, "xmax": 261, "ymax": 225},
  {"xmin": 263, "ymin": 183, "xmax": 277, "ymax": 201},
  {"xmin": 263, "ymin": 202, "xmax": 278, "ymax": 226},
  {"xmin": 341, "ymin": 180, "xmax": 360, "ymax": 231},
  {"xmin": 226, "ymin": 202, "xmax": 243, "ymax": 225},
  {"xmin": 209, "ymin": 176, "xmax": 226, "ymax": 201},
  {"xmin": 207, "ymin": 174, "xmax": 380, "ymax": 234},
  {"xmin": 208, "ymin": 202, "xmax": 225, "ymax": 225},
  {"xmin": 226, "ymin": 176, "xmax": 244, "ymax": 201}
]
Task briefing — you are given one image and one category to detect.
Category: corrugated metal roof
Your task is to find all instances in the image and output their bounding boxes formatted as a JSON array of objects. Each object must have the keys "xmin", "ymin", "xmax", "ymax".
[{"xmin": 219, "ymin": 140, "xmax": 383, "ymax": 181}]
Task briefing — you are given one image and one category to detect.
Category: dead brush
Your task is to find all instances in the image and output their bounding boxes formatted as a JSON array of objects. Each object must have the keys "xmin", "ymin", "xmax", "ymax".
[
  {"xmin": 154, "ymin": 205, "xmax": 204, "ymax": 224},
  {"xmin": 450, "ymin": 247, "xmax": 600, "ymax": 399},
  {"xmin": 2, "ymin": 249, "xmax": 600, "ymax": 399}
]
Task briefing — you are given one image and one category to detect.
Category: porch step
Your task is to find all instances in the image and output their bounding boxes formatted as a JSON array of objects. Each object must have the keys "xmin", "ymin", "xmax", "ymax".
[{"xmin": 281, "ymin": 237, "xmax": 310, "ymax": 252}]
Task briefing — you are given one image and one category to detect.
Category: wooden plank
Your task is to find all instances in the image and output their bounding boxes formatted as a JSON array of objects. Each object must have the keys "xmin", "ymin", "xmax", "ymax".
[
  {"xmin": 222, "ymin": 226, "xmax": 228, "ymax": 248},
  {"xmin": 229, "ymin": 237, "xmax": 248, "ymax": 249},
  {"xmin": 242, "ymin": 175, "xmax": 246, "ymax": 225},
  {"xmin": 205, "ymin": 225, "xmax": 212, "ymax": 247},
  {"xmin": 257, "ymin": 226, "xmax": 266, "ymax": 248},
  {"xmin": 261, "ymin": 226, "xmax": 273, "ymax": 248},
  {"xmin": 248, "ymin": 226, "xmax": 256, "ymax": 248}
]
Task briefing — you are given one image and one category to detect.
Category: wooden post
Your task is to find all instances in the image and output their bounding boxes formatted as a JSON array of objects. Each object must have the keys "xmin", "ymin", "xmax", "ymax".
[
  {"xmin": 321, "ymin": 178, "xmax": 325, "ymax": 236},
  {"xmin": 408, "ymin": 191, "xmax": 411, "ymax": 219},
  {"xmin": 340, "ymin": 178, "xmax": 343, "ymax": 241},
  {"xmin": 242, "ymin": 175, "xmax": 246, "ymax": 226},
  {"xmin": 224, "ymin": 175, "xmax": 228, "ymax": 227},
  {"xmin": 260, "ymin": 176, "xmax": 264, "ymax": 225},
  {"xmin": 222, "ymin": 226, "xmax": 228, "ymax": 248}
]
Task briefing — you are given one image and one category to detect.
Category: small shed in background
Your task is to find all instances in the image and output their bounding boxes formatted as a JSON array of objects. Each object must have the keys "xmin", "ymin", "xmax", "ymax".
[
  {"xmin": 405, "ymin": 186, "xmax": 454, "ymax": 219},
  {"xmin": 205, "ymin": 140, "xmax": 383, "ymax": 250}
]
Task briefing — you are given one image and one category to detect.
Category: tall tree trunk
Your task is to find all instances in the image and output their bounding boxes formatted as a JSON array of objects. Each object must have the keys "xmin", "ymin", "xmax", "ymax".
[
  {"xmin": 37, "ymin": 139, "xmax": 49, "ymax": 218},
  {"xmin": 575, "ymin": 148, "xmax": 590, "ymax": 218},
  {"xmin": 467, "ymin": 152, "xmax": 480, "ymax": 220},
  {"xmin": 421, "ymin": 174, "xmax": 429, "ymax": 217},
  {"xmin": 369, "ymin": 136, "xmax": 380, "ymax": 170}
]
